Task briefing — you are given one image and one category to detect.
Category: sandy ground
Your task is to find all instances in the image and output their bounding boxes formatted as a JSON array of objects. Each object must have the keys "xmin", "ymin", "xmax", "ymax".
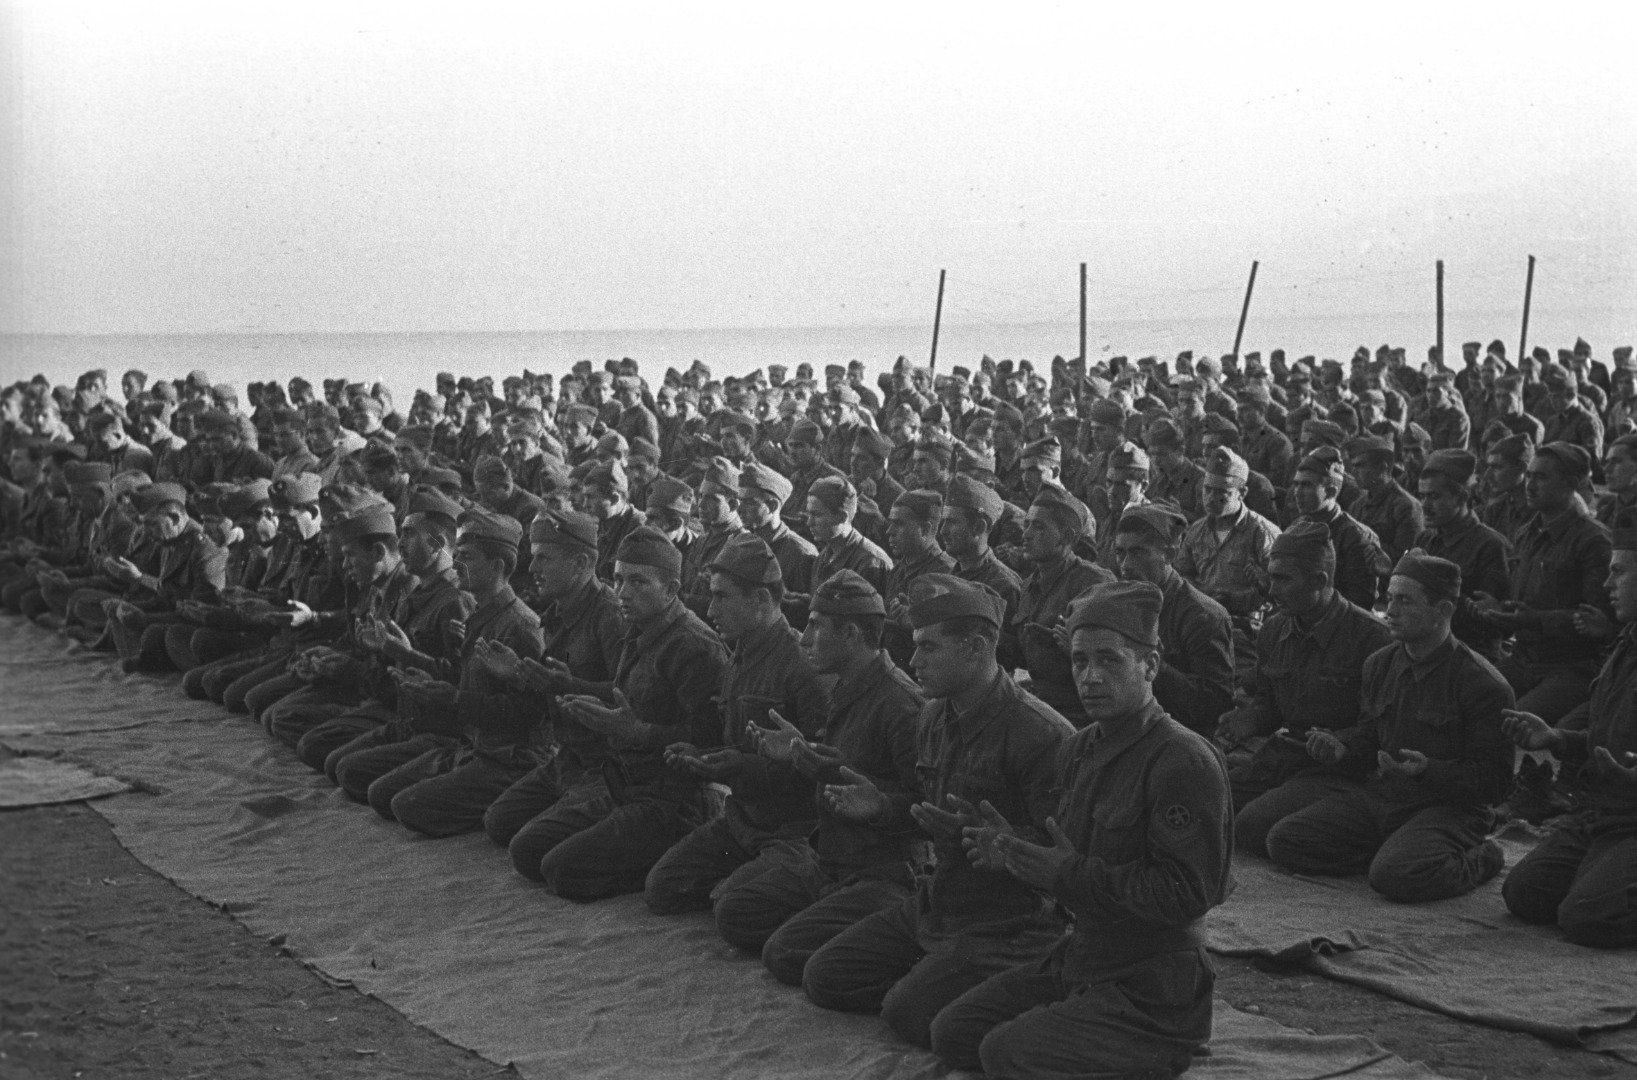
[{"xmin": 1, "ymin": 802, "xmax": 1630, "ymax": 1080}]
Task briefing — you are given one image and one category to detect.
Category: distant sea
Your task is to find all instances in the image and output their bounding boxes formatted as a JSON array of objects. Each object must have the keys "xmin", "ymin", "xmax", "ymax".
[{"xmin": 3, "ymin": 308, "xmax": 1631, "ymax": 409}]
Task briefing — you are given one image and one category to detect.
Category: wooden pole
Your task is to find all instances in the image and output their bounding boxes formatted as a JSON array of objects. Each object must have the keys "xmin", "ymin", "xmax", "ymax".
[
  {"xmin": 1518, "ymin": 254, "xmax": 1536, "ymax": 364},
  {"xmin": 1231, "ymin": 260, "xmax": 1259, "ymax": 359},
  {"xmin": 1435, "ymin": 260, "xmax": 1445, "ymax": 367},
  {"xmin": 929, "ymin": 269, "xmax": 946, "ymax": 372},
  {"xmin": 1079, "ymin": 262, "xmax": 1088, "ymax": 362}
]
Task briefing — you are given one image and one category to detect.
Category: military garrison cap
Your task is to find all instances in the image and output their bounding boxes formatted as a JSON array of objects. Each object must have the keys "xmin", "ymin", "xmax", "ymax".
[
  {"xmin": 906, "ymin": 574, "xmax": 1005, "ymax": 629},
  {"xmin": 808, "ymin": 475, "xmax": 858, "ymax": 515},
  {"xmin": 738, "ymin": 461, "xmax": 793, "ymax": 505},
  {"xmin": 616, "ymin": 525, "xmax": 683, "ymax": 579},
  {"xmin": 1488, "ymin": 433, "xmax": 1536, "ymax": 466},
  {"xmin": 1269, "ymin": 519, "xmax": 1335, "ymax": 569},
  {"xmin": 946, "ymin": 474, "xmax": 1004, "ymax": 525},
  {"xmin": 1536, "ymin": 441, "xmax": 1592, "ymax": 479},
  {"xmin": 457, "ymin": 506, "xmax": 524, "ymax": 551},
  {"xmin": 1115, "ymin": 503, "xmax": 1187, "ymax": 545},
  {"xmin": 1420, "ymin": 449, "xmax": 1477, "ymax": 488},
  {"xmin": 1392, "ymin": 549, "xmax": 1461, "ymax": 604},
  {"xmin": 811, "ymin": 569, "xmax": 886, "ymax": 617},
  {"xmin": 712, "ymin": 533, "xmax": 783, "ymax": 586},
  {"xmin": 333, "ymin": 505, "xmax": 398, "ymax": 545},
  {"xmin": 529, "ymin": 507, "xmax": 599, "ymax": 553},
  {"xmin": 647, "ymin": 476, "xmax": 695, "ymax": 513},
  {"xmin": 1066, "ymin": 580, "xmax": 1162, "ymax": 647}
]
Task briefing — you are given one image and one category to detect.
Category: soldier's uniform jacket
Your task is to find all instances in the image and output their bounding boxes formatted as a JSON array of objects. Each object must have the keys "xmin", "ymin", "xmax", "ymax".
[
  {"xmin": 1336, "ymin": 636, "xmax": 1515, "ymax": 810},
  {"xmin": 1542, "ymin": 402, "xmax": 1604, "ymax": 464},
  {"xmin": 415, "ymin": 583, "xmax": 546, "ymax": 766},
  {"xmin": 1175, "ymin": 505, "xmax": 1280, "ymax": 617},
  {"xmin": 1480, "ymin": 484, "xmax": 1531, "ymax": 542},
  {"xmin": 881, "ymin": 546, "xmax": 957, "ymax": 663},
  {"xmin": 1048, "ymin": 702, "xmax": 1233, "ymax": 980},
  {"xmin": 1508, "ymin": 506, "xmax": 1612, "ymax": 669},
  {"xmin": 797, "ymin": 649, "xmax": 925, "ymax": 880},
  {"xmin": 1006, "ymin": 553, "xmax": 1113, "ymax": 720},
  {"xmin": 132, "ymin": 519, "xmax": 228, "ymax": 609},
  {"xmin": 1427, "ymin": 404, "xmax": 1471, "ymax": 451},
  {"xmin": 1557, "ymin": 625, "xmax": 1637, "ymax": 819},
  {"xmin": 1242, "ymin": 424, "xmax": 1293, "ymax": 489},
  {"xmin": 813, "ymin": 526, "xmax": 892, "ymax": 598},
  {"xmin": 714, "ymin": 617, "xmax": 831, "ymax": 834},
  {"xmin": 224, "ymin": 534, "xmax": 274, "ymax": 592},
  {"xmin": 603, "ymin": 596, "xmax": 729, "ymax": 805},
  {"xmin": 1152, "ymin": 571, "xmax": 1236, "ymax": 736},
  {"xmin": 1301, "ymin": 504, "xmax": 1391, "ymax": 610},
  {"xmin": 753, "ymin": 519, "xmax": 818, "ymax": 595},
  {"xmin": 1415, "ymin": 511, "xmax": 1511, "ymax": 660},
  {"xmin": 955, "ymin": 549, "xmax": 1024, "ymax": 628},
  {"xmin": 882, "ymin": 670, "xmax": 1073, "ymax": 934},
  {"xmin": 1347, "ymin": 480, "xmax": 1425, "ymax": 565},
  {"xmin": 535, "ymin": 574, "xmax": 624, "ymax": 783}
]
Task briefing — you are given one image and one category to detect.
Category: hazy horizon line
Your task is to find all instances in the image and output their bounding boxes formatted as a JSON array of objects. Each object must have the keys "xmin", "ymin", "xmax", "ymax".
[{"xmin": 6, "ymin": 303, "xmax": 1632, "ymax": 342}]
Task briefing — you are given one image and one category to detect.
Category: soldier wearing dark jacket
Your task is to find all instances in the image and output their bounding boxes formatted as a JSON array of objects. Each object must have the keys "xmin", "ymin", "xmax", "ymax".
[
  {"xmin": 1222, "ymin": 521, "xmax": 1393, "ymax": 813},
  {"xmin": 714, "ymin": 571, "xmax": 926, "ymax": 977},
  {"xmin": 928, "ymin": 580, "xmax": 1233, "ymax": 1079},
  {"xmin": 737, "ymin": 462, "xmax": 818, "ymax": 602},
  {"xmin": 1290, "ymin": 449, "xmax": 1391, "ymax": 609},
  {"xmin": 513, "ymin": 527, "xmax": 729, "ymax": 901},
  {"xmin": 804, "ymin": 475, "xmax": 892, "ymax": 600},
  {"xmin": 1477, "ymin": 443, "xmax": 1613, "ymax": 726},
  {"xmin": 355, "ymin": 508, "xmax": 546, "ymax": 837},
  {"xmin": 1255, "ymin": 553, "xmax": 1514, "ymax": 903},
  {"xmin": 942, "ymin": 475, "xmax": 1024, "ymax": 627},
  {"xmin": 1414, "ymin": 449, "xmax": 1511, "ymax": 660},
  {"xmin": 1111, "ymin": 504, "xmax": 1235, "ymax": 737},
  {"xmin": 1502, "ymin": 526, "xmax": 1637, "ymax": 948},
  {"xmin": 643, "ymin": 535, "xmax": 830, "ymax": 914},
  {"xmin": 802, "ymin": 576, "xmax": 1073, "ymax": 1050}
]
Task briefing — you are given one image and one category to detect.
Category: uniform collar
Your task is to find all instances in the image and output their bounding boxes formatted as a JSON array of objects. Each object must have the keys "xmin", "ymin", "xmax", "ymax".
[
  {"xmin": 1086, "ymin": 699, "xmax": 1166, "ymax": 764},
  {"xmin": 830, "ymin": 649, "xmax": 898, "ymax": 715}
]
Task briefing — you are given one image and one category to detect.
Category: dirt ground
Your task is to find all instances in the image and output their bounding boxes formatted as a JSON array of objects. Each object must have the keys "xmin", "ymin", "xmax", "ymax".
[{"xmin": 1, "ymin": 802, "xmax": 1630, "ymax": 1080}]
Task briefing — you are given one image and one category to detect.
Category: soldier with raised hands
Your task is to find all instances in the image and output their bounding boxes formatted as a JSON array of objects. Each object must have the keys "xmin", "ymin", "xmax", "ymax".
[
  {"xmin": 928, "ymin": 580, "xmax": 1233, "ymax": 1080},
  {"xmin": 800, "ymin": 575, "xmax": 1073, "ymax": 1050},
  {"xmin": 715, "ymin": 570, "xmax": 927, "ymax": 979}
]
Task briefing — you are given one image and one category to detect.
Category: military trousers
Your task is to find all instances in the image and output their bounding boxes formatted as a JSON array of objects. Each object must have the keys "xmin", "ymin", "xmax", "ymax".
[
  {"xmin": 643, "ymin": 812, "xmax": 815, "ymax": 917},
  {"xmin": 801, "ymin": 894, "xmax": 1064, "ymax": 1049},
  {"xmin": 520, "ymin": 789, "xmax": 701, "ymax": 902},
  {"xmin": 1261, "ymin": 782, "xmax": 1500, "ymax": 902},
  {"xmin": 929, "ymin": 948, "xmax": 1213, "ymax": 1080},
  {"xmin": 1502, "ymin": 812, "xmax": 1637, "ymax": 948}
]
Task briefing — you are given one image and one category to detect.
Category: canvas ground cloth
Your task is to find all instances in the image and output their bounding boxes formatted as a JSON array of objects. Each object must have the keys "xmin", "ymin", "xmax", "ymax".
[{"xmin": 0, "ymin": 616, "xmax": 1554, "ymax": 1078}]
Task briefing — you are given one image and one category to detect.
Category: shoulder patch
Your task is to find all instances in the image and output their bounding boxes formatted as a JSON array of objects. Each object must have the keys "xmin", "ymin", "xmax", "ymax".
[{"xmin": 1162, "ymin": 804, "xmax": 1194, "ymax": 830}]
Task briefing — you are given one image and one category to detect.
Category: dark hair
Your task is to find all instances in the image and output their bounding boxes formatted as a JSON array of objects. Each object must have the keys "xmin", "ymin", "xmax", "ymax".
[
  {"xmin": 714, "ymin": 569, "xmax": 786, "ymax": 606},
  {"xmin": 935, "ymin": 615, "xmax": 999, "ymax": 648},
  {"xmin": 826, "ymin": 612, "xmax": 885, "ymax": 649}
]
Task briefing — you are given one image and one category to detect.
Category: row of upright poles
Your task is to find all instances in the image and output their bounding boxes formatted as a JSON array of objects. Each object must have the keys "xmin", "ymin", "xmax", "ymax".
[{"xmin": 926, "ymin": 256, "xmax": 1543, "ymax": 372}]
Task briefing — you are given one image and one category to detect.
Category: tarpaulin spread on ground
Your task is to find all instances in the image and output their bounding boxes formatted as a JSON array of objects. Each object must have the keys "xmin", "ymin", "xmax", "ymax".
[{"xmin": 2, "ymin": 617, "xmax": 1628, "ymax": 1076}]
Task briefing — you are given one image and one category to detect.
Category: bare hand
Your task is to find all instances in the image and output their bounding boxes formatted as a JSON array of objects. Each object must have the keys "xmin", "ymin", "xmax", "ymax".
[
  {"xmin": 472, "ymin": 638, "xmax": 521, "ymax": 682},
  {"xmin": 978, "ymin": 816, "xmax": 1076, "ymax": 891},
  {"xmin": 909, "ymin": 794, "xmax": 980, "ymax": 842},
  {"xmin": 822, "ymin": 766, "xmax": 889, "ymax": 822},
  {"xmin": 1592, "ymin": 746, "xmax": 1637, "ymax": 786},
  {"xmin": 1306, "ymin": 729, "xmax": 1347, "ymax": 765},
  {"xmin": 1501, "ymin": 709, "xmax": 1563, "ymax": 752},
  {"xmin": 1572, "ymin": 604, "xmax": 1617, "ymax": 641},
  {"xmin": 519, "ymin": 655, "xmax": 572, "ymax": 693},
  {"xmin": 668, "ymin": 747, "xmax": 747, "ymax": 782},
  {"xmin": 560, "ymin": 689, "xmax": 643, "ymax": 743},
  {"xmin": 747, "ymin": 709, "xmax": 806, "ymax": 763},
  {"xmin": 961, "ymin": 800, "xmax": 1018, "ymax": 870},
  {"xmin": 1376, "ymin": 749, "xmax": 1430, "ymax": 779}
]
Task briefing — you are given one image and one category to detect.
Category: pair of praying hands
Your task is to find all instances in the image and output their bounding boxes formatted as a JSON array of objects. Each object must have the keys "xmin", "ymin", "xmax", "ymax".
[
  {"xmin": 1504, "ymin": 708, "xmax": 1637, "ymax": 786},
  {"xmin": 467, "ymin": 638, "xmax": 574, "ymax": 695},
  {"xmin": 944, "ymin": 796, "xmax": 1076, "ymax": 892},
  {"xmin": 1288, "ymin": 728, "xmax": 1429, "ymax": 778},
  {"xmin": 744, "ymin": 709, "xmax": 843, "ymax": 777},
  {"xmin": 388, "ymin": 664, "xmax": 457, "ymax": 710},
  {"xmin": 558, "ymin": 688, "xmax": 646, "ymax": 744}
]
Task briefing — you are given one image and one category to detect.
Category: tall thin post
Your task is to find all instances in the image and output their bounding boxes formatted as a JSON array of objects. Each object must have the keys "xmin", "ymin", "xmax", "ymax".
[
  {"xmin": 1518, "ymin": 255, "xmax": 1536, "ymax": 364},
  {"xmin": 1435, "ymin": 260, "xmax": 1445, "ymax": 367},
  {"xmin": 929, "ymin": 269, "xmax": 946, "ymax": 372},
  {"xmin": 1231, "ymin": 260, "xmax": 1259, "ymax": 359},
  {"xmin": 1078, "ymin": 262, "xmax": 1088, "ymax": 362}
]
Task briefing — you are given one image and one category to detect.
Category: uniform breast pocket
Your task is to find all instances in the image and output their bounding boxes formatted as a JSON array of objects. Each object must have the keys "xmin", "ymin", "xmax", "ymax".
[
  {"xmin": 1308, "ymin": 672, "xmax": 1362, "ymax": 728},
  {"xmin": 1090, "ymin": 804, "xmax": 1146, "ymax": 863},
  {"xmin": 731, "ymin": 694, "xmax": 785, "ymax": 746},
  {"xmin": 1405, "ymin": 706, "xmax": 1460, "ymax": 758}
]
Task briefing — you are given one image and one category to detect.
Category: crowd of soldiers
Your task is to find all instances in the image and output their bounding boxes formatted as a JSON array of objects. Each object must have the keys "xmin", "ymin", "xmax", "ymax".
[{"xmin": 1, "ymin": 336, "xmax": 1634, "ymax": 1079}]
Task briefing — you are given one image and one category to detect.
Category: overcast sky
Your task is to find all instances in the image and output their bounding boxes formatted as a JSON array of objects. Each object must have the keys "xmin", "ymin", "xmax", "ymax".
[{"xmin": 3, "ymin": 1, "xmax": 1633, "ymax": 336}]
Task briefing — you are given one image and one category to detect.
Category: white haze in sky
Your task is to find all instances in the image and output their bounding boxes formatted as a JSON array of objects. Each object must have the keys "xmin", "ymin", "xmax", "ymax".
[{"xmin": 2, "ymin": 1, "xmax": 1634, "ymax": 336}]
